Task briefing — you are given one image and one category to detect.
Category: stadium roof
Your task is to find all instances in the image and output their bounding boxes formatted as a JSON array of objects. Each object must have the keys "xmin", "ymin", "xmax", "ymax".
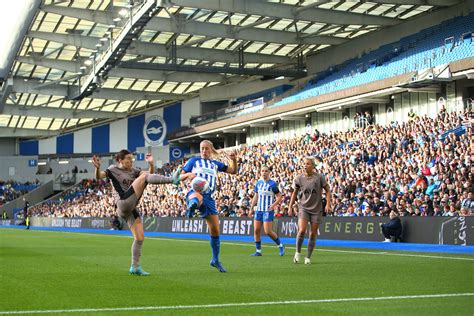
[{"xmin": 0, "ymin": 0, "xmax": 462, "ymax": 138}]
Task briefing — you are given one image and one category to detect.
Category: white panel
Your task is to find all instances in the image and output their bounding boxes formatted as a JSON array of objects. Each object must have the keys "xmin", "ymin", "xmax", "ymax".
[
  {"xmin": 39, "ymin": 137, "xmax": 56, "ymax": 155},
  {"xmin": 73, "ymin": 128, "xmax": 92, "ymax": 154},
  {"xmin": 145, "ymin": 107, "xmax": 164, "ymax": 119},
  {"xmin": 110, "ymin": 119, "xmax": 128, "ymax": 153},
  {"xmin": 182, "ymin": 97, "xmax": 201, "ymax": 127}
]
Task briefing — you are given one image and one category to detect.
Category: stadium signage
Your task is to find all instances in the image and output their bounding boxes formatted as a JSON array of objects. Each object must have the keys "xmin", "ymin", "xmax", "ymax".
[
  {"xmin": 91, "ymin": 219, "xmax": 107, "ymax": 229},
  {"xmin": 280, "ymin": 219, "xmax": 298, "ymax": 237},
  {"xmin": 172, "ymin": 219, "xmax": 205, "ymax": 233},
  {"xmin": 19, "ymin": 217, "xmax": 474, "ymax": 245},
  {"xmin": 221, "ymin": 219, "xmax": 253, "ymax": 235},
  {"xmin": 143, "ymin": 115, "xmax": 167, "ymax": 146},
  {"xmin": 51, "ymin": 218, "xmax": 82, "ymax": 228}
]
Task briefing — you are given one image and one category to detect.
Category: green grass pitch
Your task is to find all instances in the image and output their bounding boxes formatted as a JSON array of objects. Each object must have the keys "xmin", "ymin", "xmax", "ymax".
[{"xmin": 0, "ymin": 229, "xmax": 473, "ymax": 315}]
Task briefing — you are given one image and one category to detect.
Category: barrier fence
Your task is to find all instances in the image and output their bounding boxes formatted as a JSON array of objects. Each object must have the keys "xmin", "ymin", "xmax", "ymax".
[{"xmin": 1, "ymin": 216, "xmax": 471, "ymax": 246}]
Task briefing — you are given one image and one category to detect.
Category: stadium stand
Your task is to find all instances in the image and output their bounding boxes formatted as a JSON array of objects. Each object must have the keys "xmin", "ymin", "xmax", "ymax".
[
  {"xmin": 29, "ymin": 109, "xmax": 472, "ymax": 219},
  {"xmin": 0, "ymin": 180, "xmax": 40, "ymax": 206},
  {"xmin": 274, "ymin": 13, "xmax": 474, "ymax": 107}
]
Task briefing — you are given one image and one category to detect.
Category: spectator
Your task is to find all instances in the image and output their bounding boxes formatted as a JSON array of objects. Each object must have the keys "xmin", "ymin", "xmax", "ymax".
[{"xmin": 381, "ymin": 211, "xmax": 402, "ymax": 242}]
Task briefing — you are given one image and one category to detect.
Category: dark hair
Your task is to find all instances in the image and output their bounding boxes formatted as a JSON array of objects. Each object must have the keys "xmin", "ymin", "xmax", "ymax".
[
  {"xmin": 262, "ymin": 164, "xmax": 273, "ymax": 172},
  {"xmin": 116, "ymin": 149, "xmax": 132, "ymax": 162}
]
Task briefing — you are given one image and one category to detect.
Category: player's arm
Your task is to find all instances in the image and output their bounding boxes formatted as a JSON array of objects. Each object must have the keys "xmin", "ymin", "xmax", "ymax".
[
  {"xmin": 270, "ymin": 192, "xmax": 282, "ymax": 210},
  {"xmin": 288, "ymin": 187, "xmax": 299, "ymax": 217},
  {"xmin": 180, "ymin": 172, "xmax": 196, "ymax": 182},
  {"xmin": 324, "ymin": 183, "xmax": 332, "ymax": 214},
  {"xmin": 250, "ymin": 192, "xmax": 258, "ymax": 216},
  {"xmin": 91, "ymin": 155, "xmax": 106, "ymax": 179},
  {"xmin": 181, "ymin": 158, "xmax": 197, "ymax": 182},
  {"xmin": 225, "ymin": 150, "xmax": 238, "ymax": 174},
  {"xmin": 145, "ymin": 153, "xmax": 154, "ymax": 174}
]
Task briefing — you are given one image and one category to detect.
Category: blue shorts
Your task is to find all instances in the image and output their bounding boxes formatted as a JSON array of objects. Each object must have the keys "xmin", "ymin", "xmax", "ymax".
[
  {"xmin": 186, "ymin": 190, "xmax": 218, "ymax": 218},
  {"xmin": 254, "ymin": 210, "xmax": 274, "ymax": 222}
]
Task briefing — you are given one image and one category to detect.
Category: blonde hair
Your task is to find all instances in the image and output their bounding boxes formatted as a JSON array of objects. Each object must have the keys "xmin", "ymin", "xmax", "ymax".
[
  {"xmin": 304, "ymin": 156, "xmax": 316, "ymax": 167},
  {"xmin": 200, "ymin": 140, "xmax": 220, "ymax": 158}
]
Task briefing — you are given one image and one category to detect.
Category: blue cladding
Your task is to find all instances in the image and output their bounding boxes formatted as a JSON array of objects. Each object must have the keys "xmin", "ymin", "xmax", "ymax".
[
  {"xmin": 128, "ymin": 114, "xmax": 145, "ymax": 152},
  {"xmin": 92, "ymin": 124, "xmax": 110, "ymax": 154},
  {"xmin": 56, "ymin": 133, "xmax": 74, "ymax": 154},
  {"xmin": 169, "ymin": 146, "xmax": 190, "ymax": 161},
  {"xmin": 19, "ymin": 140, "xmax": 38, "ymax": 155},
  {"xmin": 163, "ymin": 102, "xmax": 181, "ymax": 145}
]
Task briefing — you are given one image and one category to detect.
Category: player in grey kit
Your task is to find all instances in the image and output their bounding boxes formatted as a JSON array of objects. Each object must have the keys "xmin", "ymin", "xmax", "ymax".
[
  {"xmin": 92, "ymin": 149, "xmax": 183, "ymax": 276},
  {"xmin": 288, "ymin": 157, "xmax": 332, "ymax": 265}
]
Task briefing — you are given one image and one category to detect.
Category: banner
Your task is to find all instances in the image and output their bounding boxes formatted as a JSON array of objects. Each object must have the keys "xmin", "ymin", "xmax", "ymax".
[{"xmin": 3, "ymin": 216, "xmax": 471, "ymax": 246}]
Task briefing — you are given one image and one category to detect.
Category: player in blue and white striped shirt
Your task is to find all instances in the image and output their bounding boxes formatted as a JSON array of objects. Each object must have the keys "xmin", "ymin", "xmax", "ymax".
[
  {"xmin": 250, "ymin": 165, "xmax": 284, "ymax": 257},
  {"xmin": 182, "ymin": 140, "xmax": 238, "ymax": 273}
]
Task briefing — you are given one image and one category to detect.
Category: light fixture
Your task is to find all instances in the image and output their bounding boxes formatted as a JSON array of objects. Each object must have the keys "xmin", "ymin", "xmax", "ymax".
[
  {"xmin": 113, "ymin": 17, "xmax": 122, "ymax": 22},
  {"xmin": 275, "ymin": 76, "xmax": 285, "ymax": 80},
  {"xmin": 37, "ymin": 162, "xmax": 47, "ymax": 166},
  {"xmin": 100, "ymin": 37, "xmax": 108, "ymax": 42},
  {"xmin": 95, "ymin": 43, "xmax": 102, "ymax": 48},
  {"xmin": 58, "ymin": 160, "xmax": 69, "ymax": 164},
  {"xmin": 118, "ymin": 8, "xmax": 128, "ymax": 17},
  {"xmin": 84, "ymin": 59, "xmax": 92, "ymax": 66},
  {"xmin": 80, "ymin": 66, "xmax": 87, "ymax": 70},
  {"xmin": 242, "ymin": 128, "xmax": 246, "ymax": 132}
]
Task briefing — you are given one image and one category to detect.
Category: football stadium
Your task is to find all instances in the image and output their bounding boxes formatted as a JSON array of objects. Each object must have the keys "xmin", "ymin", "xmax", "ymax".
[{"xmin": 0, "ymin": 0, "xmax": 473, "ymax": 315}]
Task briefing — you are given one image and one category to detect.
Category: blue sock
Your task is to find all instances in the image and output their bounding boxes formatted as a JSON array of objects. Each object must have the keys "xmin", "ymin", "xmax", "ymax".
[
  {"xmin": 255, "ymin": 241, "xmax": 261, "ymax": 252},
  {"xmin": 273, "ymin": 237, "xmax": 282, "ymax": 246},
  {"xmin": 210, "ymin": 236, "xmax": 220, "ymax": 262},
  {"xmin": 187, "ymin": 197, "xmax": 198, "ymax": 209}
]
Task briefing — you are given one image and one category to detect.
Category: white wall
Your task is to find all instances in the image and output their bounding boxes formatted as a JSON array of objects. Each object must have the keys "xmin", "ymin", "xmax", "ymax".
[
  {"xmin": 73, "ymin": 128, "xmax": 91, "ymax": 154},
  {"xmin": 109, "ymin": 120, "xmax": 128, "ymax": 153},
  {"xmin": 182, "ymin": 97, "xmax": 201, "ymax": 127},
  {"xmin": 0, "ymin": 156, "xmax": 38, "ymax": 182},
  {"xmin": 0, "ymin": 139, "xmax": 17, "ymax": 156},
  {"xmin": 39, "ymin": 137, "xmax": 55, "ymax": 155}
]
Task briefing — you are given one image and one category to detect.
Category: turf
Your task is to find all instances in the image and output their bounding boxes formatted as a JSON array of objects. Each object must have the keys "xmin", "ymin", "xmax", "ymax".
[{"xmin": 0, "ymin": 229, "xmax": 473, "ymax": 315}]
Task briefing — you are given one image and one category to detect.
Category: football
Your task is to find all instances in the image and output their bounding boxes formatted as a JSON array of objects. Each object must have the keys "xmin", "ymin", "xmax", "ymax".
[{"xmin": 191, "ymin": 177, "xmax": 209, "ymax": 193}]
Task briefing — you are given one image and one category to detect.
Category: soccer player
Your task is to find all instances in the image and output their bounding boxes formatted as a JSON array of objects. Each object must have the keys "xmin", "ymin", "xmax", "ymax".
[
  {"xmin": 92, "ymin": 149, "xmax": 182, "ymax": 276},
  {"xmin": 288, "ymin": 157, "xmax": 332, "ymax": 265},
  {"xmin": 250, "ymin": 165, "xmax": 285, "ymax": 257},
  {"xmin": 181, "ymin": 140, "xmax": 238, "ymax": 273}
]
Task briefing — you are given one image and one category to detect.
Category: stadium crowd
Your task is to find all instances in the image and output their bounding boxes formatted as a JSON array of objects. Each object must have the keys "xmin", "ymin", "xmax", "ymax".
[
  {"xmin": 0, "ymin": 180, "xmax": 40, "ymax": 206},
  {"xmin": 29, "ymin": 109, "xmax": 473, "ymax": 218}
]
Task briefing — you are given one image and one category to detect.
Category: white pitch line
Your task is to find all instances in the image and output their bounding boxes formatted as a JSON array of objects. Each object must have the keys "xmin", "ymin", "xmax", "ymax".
[
  {"xmin": 6, "ymin": 229, "xmax": 474, "ymax": 261},
  {"xmin": 0, "ymin": 293, "xmax": 472, "ymax": 315},
  {"xmin": 152, "ymin": 236, "xmax": 474, "ymax": 261}
]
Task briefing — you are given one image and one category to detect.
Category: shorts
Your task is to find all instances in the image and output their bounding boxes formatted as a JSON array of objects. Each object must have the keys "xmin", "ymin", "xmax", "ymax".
[
  {"xmin": 116, "ymin": 187, "xmax": 140, "ymax": 228},
  {"xmin": 298, "ymin": 209, "xmax": 322, "ymax": 224},
  {"xmin": 254, "ymin": 210, "xmax": 274, "ymax": 222},
  {"xmin": 186, "ymin": 190, "xmax": 218, "ymax": 218}
]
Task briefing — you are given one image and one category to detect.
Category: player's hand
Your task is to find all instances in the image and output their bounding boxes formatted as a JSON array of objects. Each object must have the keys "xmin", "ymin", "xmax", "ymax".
[
  {"xmin": 325, "ymin": 204, "xmax": 332, "ymax": 215},
  {"xmin": 145, "ymin": 153, "xmax": 153, "ymax": 163},
  {"xmin": 224, "ymin": 149, "xmax": 239, "ymax": 160},
  {"xmin": 91, "ymin": 155, "xmax": 101, "ymax": 169}
]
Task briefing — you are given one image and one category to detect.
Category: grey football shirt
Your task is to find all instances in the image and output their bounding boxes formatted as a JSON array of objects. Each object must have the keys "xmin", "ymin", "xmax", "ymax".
[
  {"xmin": 293, "ymin": 173, "xmax": 327, "ymax": 214},
  {"xmin": 105, "ymin": 165, "xmax": 141, "ymax": 203}
]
